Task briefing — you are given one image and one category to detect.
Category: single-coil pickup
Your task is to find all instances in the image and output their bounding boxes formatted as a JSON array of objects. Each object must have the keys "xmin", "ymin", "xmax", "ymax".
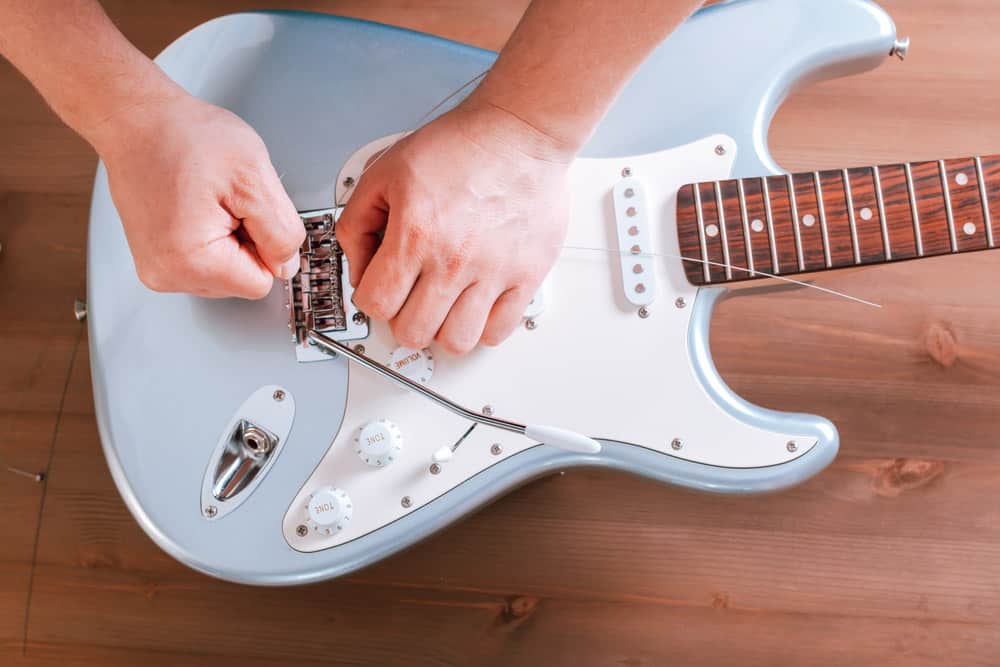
[{"xmin": 612, "ymin": 178, "xmax": 656, "ymax": 306}]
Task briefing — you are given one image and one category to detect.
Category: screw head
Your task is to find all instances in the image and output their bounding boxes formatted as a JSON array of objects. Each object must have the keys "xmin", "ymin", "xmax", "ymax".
[
  {"xmin": 296, "ymin": 524, "xmax": 308, "ymax": 537},
  {"xmin": 715, "ymin": 144, "xmax": 727, "ymax": 156},
  {"xmin": 342, "ymin": 176, "xmax": 356, "ymax": 188},
  {"xmin": 621, "ymin": 167, "xmax": 632, "ymax": 177},
  {"xmin": 204, "ymin": 506, "xmax": 218, "ymax": 518},
  {"xmin": 354, "ymin": 344, "xmax": 366, "ymax": 355},
  {"xmin": 671, "ymin": 438, "xmax": 683, "ymax": 451},
  {"xmin": 638, "ymin": 306, "xmax": 650, "ymax": 319},
  {"xmin": 482, "ymin": 405, "xmax": 494, "ymax": 417},
  {"xmin": 787, "ymin": 441, "xmax": 799, "ymax": 453},
  {"xmin": 675, "ymin": 297, "xmax": 687, "ymax": 309},
  {"xmin": 430, "ymin": 463, "xmax": 441, "ymax": 475},
  {"xmin": 352, "ymin": 311, "xmax": 367, "ymax": 325},
  {"xmin": 401, "ymin": 496, "xmax": 412, "ymax": 508},
  {"xmin": 490, "ymin": 443, "xmax": 503, "ymax": 456},
  {"xmin": 525, "ymin": 319, "xmax": 537, "ymax": 331},
  {"xmin": 273, "ymin": 389, "xmax": 285, "ymax": 402}
]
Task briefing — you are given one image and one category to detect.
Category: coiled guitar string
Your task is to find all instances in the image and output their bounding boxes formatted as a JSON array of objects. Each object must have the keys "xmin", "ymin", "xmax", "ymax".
[{"xmin": 334, "ymin": 70, "xmax": 881, "ymax": 309}]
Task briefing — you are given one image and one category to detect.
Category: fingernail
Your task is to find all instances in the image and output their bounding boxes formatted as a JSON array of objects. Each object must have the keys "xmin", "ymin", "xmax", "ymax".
[{"xmin": 277, "ymin": 254, "xmax": 301, "ymax": 280}]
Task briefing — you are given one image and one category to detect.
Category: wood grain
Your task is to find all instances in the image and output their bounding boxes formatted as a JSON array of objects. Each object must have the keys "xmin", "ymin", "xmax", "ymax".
[{"xmin": 3, "ymin": 1, "xmax": 1000, "ymax": 665}]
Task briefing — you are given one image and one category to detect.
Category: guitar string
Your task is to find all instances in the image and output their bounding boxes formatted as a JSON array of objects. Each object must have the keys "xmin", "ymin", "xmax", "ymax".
[
  {"xmin": 325, "ymin": 69, "xmax": 880, "ymax": 309},
  {"xmin": 333, "ymin": 70, "xmax": 490, "ymax": 208},
  {"xmin": 558, "ymin": 244, "xmax": 882, "ymax": 308}
]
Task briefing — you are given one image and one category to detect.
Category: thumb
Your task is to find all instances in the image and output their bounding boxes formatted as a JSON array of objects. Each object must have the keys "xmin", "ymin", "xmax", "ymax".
[
  {"xmin": 227, "ymin": 162, "xmax": 305, "ymax": 280},
  {"xmin": 335, "ymin": 174, "xmax": 389, "ymax": 287}
]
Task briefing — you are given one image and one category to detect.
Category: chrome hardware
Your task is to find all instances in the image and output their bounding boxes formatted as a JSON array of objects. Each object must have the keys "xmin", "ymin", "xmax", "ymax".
[
  {"xmin": 296, "ymin": 524, "xmax": 309, "ymax": 537},
  {"xmin": 715, "ymin": 144, "xmax": 727, "ymax": 156},
  {"xmin": 401, "ymin": 496, "xmax": 412, "ymax": 508},
  {"xmin": 288, "ymin": 208, "xmax": 369, "ymax": 362},
  {"xmin": 73, "ymin": 298, "xmax": 87, "ymax": 322},
  {"xmin": 675, "ymin": 297, "xmax": 687, "ymax": 309},
  {"xmin": 525, "ymin": 318, "xmax": 537, "ymax": 330},
  {"xmin": 429, "ymin": 463, "xmax": 441, "ymax": 475},
  {"xmin": 482, "ymin": 405, "xmax": 494, "ymax": 417},
  {"xmin": 621, "ymin": 167, "xmax": 632, "ymax": 177},
  {"xmin": 890, "ymin": 36, "xmax": 910, "ymax": 60},
  {"xmin": 787, "ymin": 441, "xmax": 798, "ymax": 453},
  {"xmin": 201, "ymin": 386, "xmax": 294, "ymax": 520},
  {"xmin": 342, "ymin": 176, "xmax": 356, "ymax": 188},
  {"xmin": 490, "ymin": 443, "xmax": 502, "ymax": 456},
  {"xmin": 211, "ymin": 419, "xmax": 279, "ymax": 501},
  {"xmin": 671, "ymin": 438, "xmax": 683, "ymax": 451},
  {"xmin": 638, "ymin": 306, "xmax": 650, "ymax": 319}
]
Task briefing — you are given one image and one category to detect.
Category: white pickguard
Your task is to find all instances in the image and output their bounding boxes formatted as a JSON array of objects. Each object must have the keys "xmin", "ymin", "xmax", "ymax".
[{"xmin": 282, "ymin": 135, "xmax": 817, "ymax": 551}]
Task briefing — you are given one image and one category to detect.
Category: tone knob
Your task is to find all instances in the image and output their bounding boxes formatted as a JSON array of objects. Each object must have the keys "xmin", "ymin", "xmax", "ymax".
[
  {"xmin": 305, "ymin": 486, "xmax": 353, "ymax": 536},
  {"xmin": 355, "ymin": 419, "xmax": 403, "ymax": 467},
  {"xmin": 388, "ymin": 346, "xmax": 434, "ymax": 384}
]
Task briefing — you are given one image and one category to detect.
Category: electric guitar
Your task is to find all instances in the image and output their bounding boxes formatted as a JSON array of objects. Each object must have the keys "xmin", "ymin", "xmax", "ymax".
[{"xmin": 89, "ymin": 2, "xmax": 979, "ymax": 585}]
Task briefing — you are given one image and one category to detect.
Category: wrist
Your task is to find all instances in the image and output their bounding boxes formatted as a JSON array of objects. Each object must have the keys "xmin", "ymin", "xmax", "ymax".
[
  {"xmin": 456, "ymin": 91, "xmax": 580, "ymax": 165},
  {"xmin": 75, "ymin": 63, "xmax": 188, "ymax": 159}
]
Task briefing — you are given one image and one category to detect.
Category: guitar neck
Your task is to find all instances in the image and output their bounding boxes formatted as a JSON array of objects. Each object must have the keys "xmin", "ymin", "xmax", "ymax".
[{"xmin": 676, "ymin": 155, "xmax": 1000, "ymax": 285}]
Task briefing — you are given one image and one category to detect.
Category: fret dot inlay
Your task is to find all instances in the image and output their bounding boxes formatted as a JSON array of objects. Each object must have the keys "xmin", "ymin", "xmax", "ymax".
[
  {"xmin": 963, "ymin": 221, "xmax": 976, "ymax": 236},
  {"xmin": 860, "ymin": 207, "xmax": 873, "ymax": 221},
  {"xmin": 956, "ymin": 173, "xmax": 969, "ymax": 186},
  {"xmin": 706, "ymin": 223, "xmax": 719, "ymax": 238},
  {"xmin": 802, "ymin": 214, "xmax": 816, "ymax": 227},
  {"xmin": 751, "ymin": 219, "xmax": 764, "ymax": 232}
]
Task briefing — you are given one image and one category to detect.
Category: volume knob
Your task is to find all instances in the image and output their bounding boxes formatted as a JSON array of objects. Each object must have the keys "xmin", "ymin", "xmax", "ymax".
[
  {"xmin": 305, "ymin": 486, "xmax": 352, "ymax": 536},
  {"xmin": 355, "ymin": 419, "xmax": 403, "ymax": 467}
]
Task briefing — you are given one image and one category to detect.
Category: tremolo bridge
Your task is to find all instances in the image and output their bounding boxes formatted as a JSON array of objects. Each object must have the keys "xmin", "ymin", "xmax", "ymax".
[{"xmin": 286, "ymin": 208, "xmax": 369, "ymax": 362}]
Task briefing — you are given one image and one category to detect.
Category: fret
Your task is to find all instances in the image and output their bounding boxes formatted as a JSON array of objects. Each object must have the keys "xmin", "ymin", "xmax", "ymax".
[
  {"xmin": 814, "ymin": 171, "xmax": 832, "ymax": 268},
  {"xmin": 761, "ymin": 176, "xmax": 780, "ymax": 274},
  {"xmin": 714, "ymin": 181, "xmax": 733, "ymax": 280},
  {"xmin": 904, "ymin": 162, "xmax": 924, "ymax": 256},
  {"xmin": 843, "ymin": 169, "xmax": 862, "ymax": 264},
  {"xmin": 737, "ymin": 178, "xmax": 755, "ymax": 276},
  {"xmin": 938, "ymin": 160, "xmax": 959, "ymax": 252},
  {"xmin": 872, "ymin": 166, "xmax": 892, "ymax": 260},
  {"xmin": 692, "ymin": 182, "xmax": 711, "ymax": 283},
  {"xmin": 676, "ymin": 152, "xmax": 1000, "ymax": 287},
  {"xmin": 975, "ymin": 156, "xmax": 995, "ymax": 248},
  {"xmin": 786, "ymin": 174, "xmax": 805, "ymax": 271}
]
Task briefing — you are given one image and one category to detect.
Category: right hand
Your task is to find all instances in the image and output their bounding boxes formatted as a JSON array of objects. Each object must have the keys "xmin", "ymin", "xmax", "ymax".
[{"xmin": 95, "ymin": 91, "xmax": 305, "ymax": 299}]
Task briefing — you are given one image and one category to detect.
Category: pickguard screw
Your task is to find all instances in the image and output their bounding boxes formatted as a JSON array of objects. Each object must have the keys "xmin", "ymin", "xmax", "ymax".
[
  {"xmin": 621, "ymin": 167, "xmax": 632, "ymax": 177},
  {"xmin": 296, "ymin": 524, "xmax": 308, "ymax": 537},
  {"xmin": 715, "ymin": 144, "xmax": 727, "ymax": 156},
  {"xmin": 638, "ymin": 306, "xmax": 650, "ymax": 319},
  {"xmin": 787, "ymin": 441, "xmax": 798, "ymax": 453},
  {"xmin": 671, "ymin": 438, "xmax": 683, "ymax": 451},
  {"xmin": 352, "ymin": 311, "xmax": 367, "ymax": 325},
  {"xmin": 525, "ymin": 318, "xmax": 537, "ymax": 331},
  {"xmin": 401, "ymin": 496, "xmax": 412, "ymax": 508},
  {"xmin": 354, "ymin": 344, "xmax": 366, "ymax": 355},
  {"xmin": 430, "ymin": 463, "xmax": 441, "ymax": 475},
  {"xmin": 204, "ymin": 506, "xmax": 218, "ymax": 518},
  {"xmin": 491, "ymin": 443, "xmax": 503, "ymax": 456},
  {"xmin": 273, "ymin": 389, "xmax": 285, "ymax": 402},
  {"xmin": 342, "ymin": 176, "xmax": 356, "ymax": 188},
  {"xmin": 482, "ymin": 405, "xmax": 493, "ymax": 417},
  {"xmin": 675, "ymin": 297, "xmax": 687, "ymax": 309}
]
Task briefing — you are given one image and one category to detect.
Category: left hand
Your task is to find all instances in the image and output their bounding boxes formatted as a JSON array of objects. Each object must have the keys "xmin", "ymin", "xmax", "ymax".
[{"xmin": 335, "ymin": 99, "xmax": 574, "ymax": 354}]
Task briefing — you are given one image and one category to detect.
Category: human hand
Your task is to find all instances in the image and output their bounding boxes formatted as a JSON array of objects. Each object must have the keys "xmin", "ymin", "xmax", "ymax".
[
  {"xmin": 96, "ymin": 91, "xmax": 304, "ymax": 298},
  {"xmin": 335, "ymin": 100, "xmax": 573, "ymax": 354}
]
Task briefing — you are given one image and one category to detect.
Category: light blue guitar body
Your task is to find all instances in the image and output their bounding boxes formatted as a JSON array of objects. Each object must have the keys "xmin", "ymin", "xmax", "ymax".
[{"xmin": 88, "ymin": 1, "xmax": 899, "ymax": 584}]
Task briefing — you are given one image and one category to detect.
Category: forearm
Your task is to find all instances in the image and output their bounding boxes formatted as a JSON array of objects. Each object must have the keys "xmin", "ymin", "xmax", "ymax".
[
  {"xmin": 470, "ymin": 0, "xmax": 705, "ymax": 156},
  {"xmin": 0, "ymin": 0, "xmax": 181, "ymax": 153}
]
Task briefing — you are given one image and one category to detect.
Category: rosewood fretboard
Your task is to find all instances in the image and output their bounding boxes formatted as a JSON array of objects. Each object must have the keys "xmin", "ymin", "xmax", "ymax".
[{"xmin": 676, "ymin": 156, "xmax": 1000, "ymax": 285}]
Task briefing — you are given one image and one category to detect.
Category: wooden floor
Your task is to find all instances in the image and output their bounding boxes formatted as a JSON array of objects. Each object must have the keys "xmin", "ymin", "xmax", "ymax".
[{"xmin": 3, "ymin": 1, "xmax": 1000, "ymax": 664}]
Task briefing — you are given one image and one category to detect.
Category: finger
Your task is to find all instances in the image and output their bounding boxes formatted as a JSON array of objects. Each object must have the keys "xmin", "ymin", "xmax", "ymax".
[
  {"xmin": 226, "ymin": 161, "xmax": 305, "ymax": 280},
  {"xmin": 194, "ymin": 232, "xmax": 275, "ymax": 299},
  {"xmin": 335, "ymin": 174, "xmax": 389, "ymax": 287},
  {"xmin": 435, "ymin": 281, "xmax": 499, "ymax": 355},
  {"xmin": 389, "ymin": 274, "xmax": 465, "ymax": 350},
  {"xmin": 351, "ymin": 230, "xmax": 422, "ymax": 321},
  {"xmin": 480, "ymin": 286, "xmax": 535, "ymax": 346}
]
